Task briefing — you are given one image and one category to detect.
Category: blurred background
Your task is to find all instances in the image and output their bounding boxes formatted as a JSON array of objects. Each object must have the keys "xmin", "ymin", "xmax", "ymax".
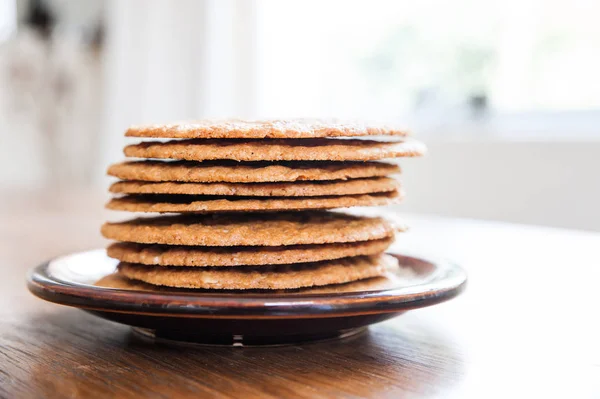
[{"xmin": 1, "ymin": 0, "xmax": 598, "ymax": 231}]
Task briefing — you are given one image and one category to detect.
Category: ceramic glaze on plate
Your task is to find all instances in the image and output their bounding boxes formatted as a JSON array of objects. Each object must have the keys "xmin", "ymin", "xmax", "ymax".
[{"xmin": 28, "ymin": 250, "xmax": 466, "ymax": 345}]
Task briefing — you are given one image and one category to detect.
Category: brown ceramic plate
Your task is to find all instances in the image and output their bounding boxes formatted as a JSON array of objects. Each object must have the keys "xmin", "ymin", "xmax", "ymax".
[{"xmin": 27, "ymin": 250, "xmax": 466, "ymax": 345}]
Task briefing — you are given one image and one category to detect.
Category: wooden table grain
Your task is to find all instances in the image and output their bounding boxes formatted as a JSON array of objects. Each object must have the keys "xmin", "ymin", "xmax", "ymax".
[{"xmin": 1, "ymin": 191, "xmax": 599, "ymax": 398}]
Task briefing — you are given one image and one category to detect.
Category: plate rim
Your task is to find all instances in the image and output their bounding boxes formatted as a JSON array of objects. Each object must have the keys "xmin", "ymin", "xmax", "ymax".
[{"xmin": 27, "ymin": 250, "xmax": 467, "ymax": 318}]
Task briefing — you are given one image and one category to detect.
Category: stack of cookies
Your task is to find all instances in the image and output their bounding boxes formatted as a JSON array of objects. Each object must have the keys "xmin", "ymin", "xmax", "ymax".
[{"xmin": 101, "ymin": 120, "xmax": 425, "ymax": 290}]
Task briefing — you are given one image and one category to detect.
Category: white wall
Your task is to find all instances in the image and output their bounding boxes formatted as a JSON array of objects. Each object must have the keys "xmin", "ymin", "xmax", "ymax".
[{"xmin": 399, "ymin": 140, "xmax": 600, "ymax": 231}]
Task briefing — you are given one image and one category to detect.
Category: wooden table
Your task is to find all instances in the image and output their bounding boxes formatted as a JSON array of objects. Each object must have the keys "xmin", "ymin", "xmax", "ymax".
[{"xmin": 1, "ymin": 191, "xmax": 599, "ymax": 398}]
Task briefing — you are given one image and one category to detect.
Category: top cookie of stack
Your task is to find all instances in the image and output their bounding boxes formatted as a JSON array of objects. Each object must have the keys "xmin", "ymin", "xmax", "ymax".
[{"xmin": 101, "ymin": 120, "xmax": 425, "ymax": 290}]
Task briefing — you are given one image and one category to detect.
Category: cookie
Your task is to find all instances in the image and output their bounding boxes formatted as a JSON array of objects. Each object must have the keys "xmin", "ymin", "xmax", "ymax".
[
  {"xmin": 123, "ymin": 138, "xmax": 426, "ymax": 162},
  {"xmin": 109, "ymin": 176, "xmax": 398, "ymax": 197},
  {"xmin": 96, "ymin": 271, "xmax": 398, "ymax": 293},
  {"xmin": 106, "ymin": 237, "xmax": 393, "ymax": 267},
  {"xmin": 105, "ymin": 191, "xmax": 402, "ymax": 213},
  {"xmin": 101, "ymin": 211, "xmax": 396, "ymax": 246},
  {"xmin": 125, "ymin": 119, "xmax": 409, "ymax": 139},
  {"xmin": 116, "ymin": 254, "xmax": 395, "ymax": 289},
  {"xmin": 107, "ymin": 160, "xmax": 400, "ymax": 183},
  {"xmin": 96, "ymin": 256, "xmax": 401, "ymax": 293}
]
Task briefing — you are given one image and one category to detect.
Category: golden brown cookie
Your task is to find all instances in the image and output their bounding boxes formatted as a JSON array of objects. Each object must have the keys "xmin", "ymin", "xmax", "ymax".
[
  {"xmin": 109, "ymin": 177, "xmax": 399, "ymax": 197},
  {"xmin": 105, "ymin": 191, "xmax": 402, "ymax": 213},
  {"xmin": 101, "ymin": 211, "xmax": 396, "ymax": 246},
  {"xmin": 117, "ymin": 254, "xmax": 395, "ymax": 289},
  {"xmin": 125, "ymin": 119, "xmax": 408, "ymax": 139},
  {"xmin": 96, "ymin": 272, "xmax": 398, "ymax": 293},
  {"xmin": 123, "ymin": 138, "xmax": 426, "ymax": 162},
  {"xmin": 107, "ymin": 160, "xmax": 400, "ymax": 183},
  {"xmin": 106, "ymin": 237, "xmax": 393, "ymax": 267},
  {"xmin": 96, "ymin": 260, "xmax": 401, "ymax": 293}
]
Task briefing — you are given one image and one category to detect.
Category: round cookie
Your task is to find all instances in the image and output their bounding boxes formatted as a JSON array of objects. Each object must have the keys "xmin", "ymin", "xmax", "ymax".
[
  {"xmin": 106, "ymin": 237, "xmax": 394, "ymax": 267},
  {"xmin": 109, "ymin": 177, "xmax": 399, "ymax": 197},
  {"xmin": 107, "ymin": 161, "xmax": 400, "ymax": 183},
  {"xmin": 123, "ymin": 138, "xmax": 426, "ymax": 162},
  {"xmin": 101, "ymin": 212, "xmax": 396, "ymax": 246},
  {"xmin": 125, "ymin": 119, "xmax": 409, "ymax": 139},
  {"xmin": 105, "ymin": 191, "xmax": 402, "ymax": 213},
  {"xmin": 116, "ymin": 254, "xmax": 395, "ymax": 289},
  {"xmin": 96, "ymin": 270, "xmax": 400, "ymax": 293}
]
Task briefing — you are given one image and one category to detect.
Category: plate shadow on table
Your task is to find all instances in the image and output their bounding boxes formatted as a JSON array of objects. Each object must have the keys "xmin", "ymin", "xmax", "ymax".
[{"xmin": 4, "ymin": 309, "xmax": 465, "ymax": 398}]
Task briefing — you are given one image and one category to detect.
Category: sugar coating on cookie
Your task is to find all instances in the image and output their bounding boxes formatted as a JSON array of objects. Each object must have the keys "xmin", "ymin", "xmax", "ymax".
[{"xmin": 125, "ymin": 119, "xmax": 409, "ymax": 139}]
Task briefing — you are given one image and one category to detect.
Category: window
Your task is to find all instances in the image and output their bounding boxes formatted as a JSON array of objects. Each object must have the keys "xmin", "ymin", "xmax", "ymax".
[{"xmin": 256, "ymin": 0, "xmax": 600, "ymax": 139}]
